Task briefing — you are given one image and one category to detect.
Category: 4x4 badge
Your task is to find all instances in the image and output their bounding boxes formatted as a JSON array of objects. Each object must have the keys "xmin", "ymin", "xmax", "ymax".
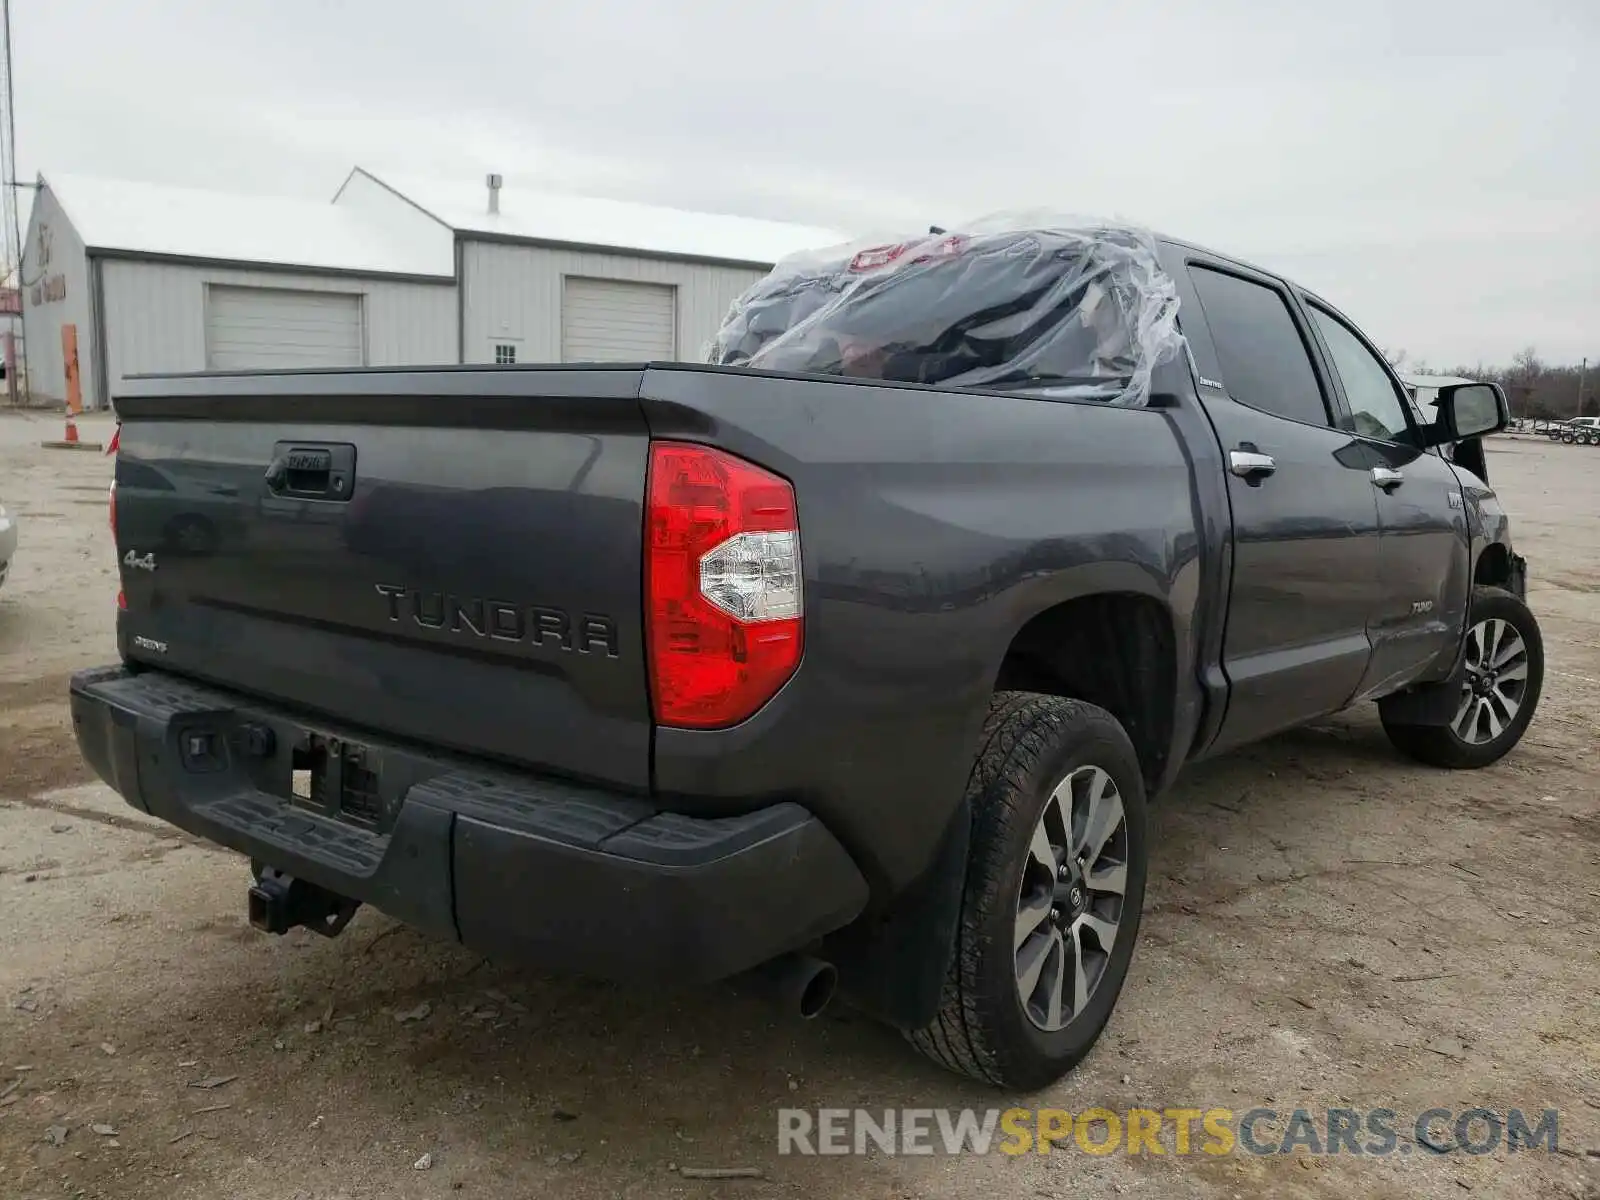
[{"xmin": 123, "ymin": 550, "xmax": 157, "ymax": 572}]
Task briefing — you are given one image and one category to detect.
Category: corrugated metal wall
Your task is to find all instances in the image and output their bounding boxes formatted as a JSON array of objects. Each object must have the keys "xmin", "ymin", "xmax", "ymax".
[
  {"xmin": 100, "ymin": 261, "xmax": 458, "ymax": 401},
  {"xmin": 19, "ymin": 184, "xmax": 95, "ymax": 408},
  {"xmin": 460, "ymin": 240, "xmax": 765, "ymax": 365}
]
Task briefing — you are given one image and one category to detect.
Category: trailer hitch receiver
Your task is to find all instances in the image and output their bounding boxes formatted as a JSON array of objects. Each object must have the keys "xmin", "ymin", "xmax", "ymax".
[{"xmin": 248, "ymin": 866, "xmax": 360, "ymax": 938}]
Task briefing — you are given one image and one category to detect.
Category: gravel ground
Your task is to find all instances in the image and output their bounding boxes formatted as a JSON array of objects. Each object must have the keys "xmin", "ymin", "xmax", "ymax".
[{"xmin": 1, "ymin": 409, "xmax": 1597, "ymax": 1200}]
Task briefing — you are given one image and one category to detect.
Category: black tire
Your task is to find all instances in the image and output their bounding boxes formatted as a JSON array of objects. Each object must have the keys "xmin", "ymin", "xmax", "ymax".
[
  {"xmin": 1382, "ymin": 587, "xmax": 1544, "ymax": 769},
  {"xmin": 1561, "ymin": 430, "xmax": 1576, "ymax": 443},
  {"xmin": 906, "ymin": 692, "xmax": 1148, "ymax": 1090}
]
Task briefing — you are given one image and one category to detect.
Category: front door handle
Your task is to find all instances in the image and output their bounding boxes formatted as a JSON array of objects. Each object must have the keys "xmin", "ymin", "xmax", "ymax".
[
  {"xmin": 1370, "ymin": 467, "xmax": 1405, "ymax": 491},
  {"xmin": 1229, "ymin": 449, "xmax": 1277, "ymax": 482}
]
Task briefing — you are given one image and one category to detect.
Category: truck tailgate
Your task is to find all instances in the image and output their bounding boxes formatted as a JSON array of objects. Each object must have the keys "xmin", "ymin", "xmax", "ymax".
[{"xmin": 111, "ymin": 371, "xmax": 652, "ymax": 792}]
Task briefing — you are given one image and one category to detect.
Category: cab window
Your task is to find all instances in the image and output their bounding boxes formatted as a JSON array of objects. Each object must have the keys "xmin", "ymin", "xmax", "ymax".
[{"xmin": 1306, "ymin": 305, "xmax": 1413, "ymax": 443}]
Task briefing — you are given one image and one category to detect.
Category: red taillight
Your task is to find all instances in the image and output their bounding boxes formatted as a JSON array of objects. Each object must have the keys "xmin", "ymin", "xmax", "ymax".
[
  {"xmin": 645, "ymin": 441, "xmax": 803, "ymax": 729},
  {"xmin": 111, "ymin": 481, "xmax": 122, "ymax": 612},
  {"xmin": 109, "ymin": 428, "xmax": 121, "ymax": 611}
]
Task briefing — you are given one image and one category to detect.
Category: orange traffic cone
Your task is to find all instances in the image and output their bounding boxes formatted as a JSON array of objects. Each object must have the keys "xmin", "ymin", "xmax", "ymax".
[{"xmin": 42, "ymin": 409, "xmax": 102, "ymax": 451}]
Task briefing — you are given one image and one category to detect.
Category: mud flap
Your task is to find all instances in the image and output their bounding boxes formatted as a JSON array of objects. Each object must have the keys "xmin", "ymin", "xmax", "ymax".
[
  {"xmin": 1508, "ymin": 553, "xmax": 1528, "ymax": 602},
  {"xmin": 823, "ymin": 797, "xmax": 970, "ymax": 1031},
  {"xmin": 1378, "ymin": 656, "xmax": 1469, "ymax": 726}
]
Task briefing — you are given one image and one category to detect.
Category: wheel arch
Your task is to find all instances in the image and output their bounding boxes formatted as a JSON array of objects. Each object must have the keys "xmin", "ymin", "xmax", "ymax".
[
  {"xmin": 828, "ymin": 586, "xmax": 1184, "ymax": 1032},
  {"xmin": 992, "ymin": 590, "xmax": 1181, "ymax": 796},
  {"xmin": 1474, "ymin": 543, "xmax": 1513, "ymax": 590}
]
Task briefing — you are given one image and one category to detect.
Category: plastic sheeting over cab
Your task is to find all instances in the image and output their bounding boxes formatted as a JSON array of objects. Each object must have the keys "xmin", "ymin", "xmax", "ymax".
[{"xmin": 707, "ymin": 215, "xmax": 1185, "ymax": 407}]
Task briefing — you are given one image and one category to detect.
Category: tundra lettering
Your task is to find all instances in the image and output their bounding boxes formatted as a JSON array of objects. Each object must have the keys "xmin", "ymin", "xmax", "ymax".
[{"xmin": 373, "ymin": 583, "xmax": 619, "ymax": 657}]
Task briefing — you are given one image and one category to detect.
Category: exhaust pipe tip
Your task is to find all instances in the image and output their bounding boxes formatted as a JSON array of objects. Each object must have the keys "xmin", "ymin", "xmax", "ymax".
[
  {"xmin": 736, "ymin": 953, "xmax": 838, "ymax": 1020},
  {"xmin": 795, "ymin": 960, "xmax": 838, "ymax": 1020}
]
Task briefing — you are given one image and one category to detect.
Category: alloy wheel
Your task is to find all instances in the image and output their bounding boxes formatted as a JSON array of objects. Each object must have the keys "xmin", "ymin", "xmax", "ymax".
[
  {"xmin": 1454, "ymin": 618, "xmax": 1530, "ymax": 745},
  {"xmin": 1014, "ymin": 765, "xmax": 1129, "ymax": 1032}
]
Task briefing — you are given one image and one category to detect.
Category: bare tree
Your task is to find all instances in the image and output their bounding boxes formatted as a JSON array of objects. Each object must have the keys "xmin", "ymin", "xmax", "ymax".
[
  {"xmin": 1510, "ymin": 346, "xmax": 1542, "ymax": 383},
  {"xmin": 1438, "ymin": 349, "xmax": 1596, "ymax": 420}
]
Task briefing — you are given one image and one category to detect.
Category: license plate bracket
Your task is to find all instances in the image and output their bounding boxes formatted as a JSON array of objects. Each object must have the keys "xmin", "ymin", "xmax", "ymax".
[{"xmin": 290, "ymin": 732, "xmax": 385, "ymax": 827}]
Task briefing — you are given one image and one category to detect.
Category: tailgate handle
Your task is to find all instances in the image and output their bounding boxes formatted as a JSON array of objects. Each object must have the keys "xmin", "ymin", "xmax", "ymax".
[{"xmin": 265, "ymin": 442, "xmax": 356, "ymax": 501}]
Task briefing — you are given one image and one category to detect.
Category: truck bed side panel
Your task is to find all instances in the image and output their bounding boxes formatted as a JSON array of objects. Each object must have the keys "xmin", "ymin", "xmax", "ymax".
[{"xmin": 637, "ymin": 365, "xmax": 1207, "ymax": 890}]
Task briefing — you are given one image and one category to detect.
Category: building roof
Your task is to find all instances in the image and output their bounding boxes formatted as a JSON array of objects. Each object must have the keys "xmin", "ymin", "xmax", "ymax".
[
  {"xmin": 40, "ymin": 172, "xmax": 456, "ymax": 279},
  {"xmin": 348, "ymin": 168, "xmax": 846, "ymax": 268},
  {"xmin": 1401, "ymin": 372, "xmax": 1478, "ymax": 388}
]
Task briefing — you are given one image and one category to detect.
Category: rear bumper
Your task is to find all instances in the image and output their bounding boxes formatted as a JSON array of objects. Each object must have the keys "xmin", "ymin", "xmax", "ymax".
[{"xmin": 69, "ymin": 666, "xmax": 868, "ymax": 984}]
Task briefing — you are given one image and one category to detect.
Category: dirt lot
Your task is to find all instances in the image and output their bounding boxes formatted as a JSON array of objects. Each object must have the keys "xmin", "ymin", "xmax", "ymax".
[{"xmin": 1, "ymin": 409, "xmax": 1596, "ymax": 1200}]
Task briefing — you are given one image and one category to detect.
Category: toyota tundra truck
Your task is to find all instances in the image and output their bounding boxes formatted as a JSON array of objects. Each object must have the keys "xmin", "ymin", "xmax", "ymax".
[{"xmin": 70, "ymin": 225, "xmax": 1539, "ymax": 1090}]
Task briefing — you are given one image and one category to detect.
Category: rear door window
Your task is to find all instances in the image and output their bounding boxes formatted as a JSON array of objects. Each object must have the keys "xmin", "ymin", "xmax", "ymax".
[{"xmin": 1188, "ymin": 266, "xmax": 1332, "ymax": 428}]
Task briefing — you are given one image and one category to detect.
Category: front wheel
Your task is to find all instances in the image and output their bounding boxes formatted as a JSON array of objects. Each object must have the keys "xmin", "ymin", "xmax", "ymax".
[
  {"xmin": 1382, "ymin": 587, "xmax": 1544, "ymax": 769},
  {"xmin": 906, "ymin": 693, "xmax": 1148, "ymax": 1090}
]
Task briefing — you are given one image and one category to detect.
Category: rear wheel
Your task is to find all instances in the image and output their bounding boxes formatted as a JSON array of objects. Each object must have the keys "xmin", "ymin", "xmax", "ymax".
[
  {"xmin": 1382, "ymin": 587, "xmax": 1543, "ymax": 769},
  {"xmin": 906, "ymin": 693, "xmax": 1147, "ymax": 1090}
]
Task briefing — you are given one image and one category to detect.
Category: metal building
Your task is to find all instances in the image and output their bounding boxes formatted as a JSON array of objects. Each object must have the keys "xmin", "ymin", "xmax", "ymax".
[
  {"xmin": 333, "ymin": 169, "xmax": 843, "ymax": 367},
  {"xmin": 19, "ymin": 169, "xmax": 842, "ymax": 410},
  {"xmin": 20, "ymin": 173, "xmax": 459, "ymax": 410}
]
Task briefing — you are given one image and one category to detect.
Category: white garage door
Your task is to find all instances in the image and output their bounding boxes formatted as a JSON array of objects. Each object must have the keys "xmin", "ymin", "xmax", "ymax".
[
  {"xmin": 561, "ymin": 278, "xmax": 676, "ymax": 362},
  {"xmin": 205, "ymin": 286, "xmax": 364, "ymax": 370}
]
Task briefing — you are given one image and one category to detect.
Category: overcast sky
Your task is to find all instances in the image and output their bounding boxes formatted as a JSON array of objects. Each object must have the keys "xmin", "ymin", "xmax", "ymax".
[{"xmin": 12, "ymin": 0, "xmax": 1596, "ymax": 368}]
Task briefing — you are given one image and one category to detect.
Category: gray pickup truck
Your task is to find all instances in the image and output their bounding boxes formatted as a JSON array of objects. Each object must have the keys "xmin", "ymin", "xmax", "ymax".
[{"xmin": 71, "ymin": 225, "xmax": 1539, "ymax": 1090}]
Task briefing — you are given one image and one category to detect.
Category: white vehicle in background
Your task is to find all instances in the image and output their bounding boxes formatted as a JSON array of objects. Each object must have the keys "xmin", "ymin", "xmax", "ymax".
[
  {"xmin": 1545, "ymin": 416, "xmax": 1600, "ymax": 445},
  {"xmin": 0, "ymin": 501, "xmax": 15, "ymax": 591}
]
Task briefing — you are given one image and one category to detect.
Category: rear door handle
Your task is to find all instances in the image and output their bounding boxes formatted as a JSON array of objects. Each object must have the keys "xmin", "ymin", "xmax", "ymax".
[
  {"xmin": 1228, "ymin": 449, "xmax": 1277, "ymax": 482},
  {"xmin": 1370, "ymin": 467, "xmax": 1405, "ymax": 491}
]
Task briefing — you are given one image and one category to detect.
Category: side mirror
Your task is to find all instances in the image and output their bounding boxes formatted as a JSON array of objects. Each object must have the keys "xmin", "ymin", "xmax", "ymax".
[{"xmin": 1425, "ymin": 382, "xmax": 1507, "ymax": 446}]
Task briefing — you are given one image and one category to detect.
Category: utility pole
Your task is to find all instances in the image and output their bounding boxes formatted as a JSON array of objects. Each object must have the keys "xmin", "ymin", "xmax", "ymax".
[
  {"xmin": 0, "ymin": 0, "xmax": 16, "ymax": 275},
  {"xmin": 1580, "ymin": 357, "xmax": 1589, "ymax": 419},
  {"xmin": 0, "ymin": 0, "xmax": 21, "ymax": 405}
]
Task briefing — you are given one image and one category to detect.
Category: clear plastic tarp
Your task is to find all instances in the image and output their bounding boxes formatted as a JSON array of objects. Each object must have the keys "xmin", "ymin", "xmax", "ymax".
[{"xmin": 708, "ymin": 213, "xmax": 1185, "ymax": 407}]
